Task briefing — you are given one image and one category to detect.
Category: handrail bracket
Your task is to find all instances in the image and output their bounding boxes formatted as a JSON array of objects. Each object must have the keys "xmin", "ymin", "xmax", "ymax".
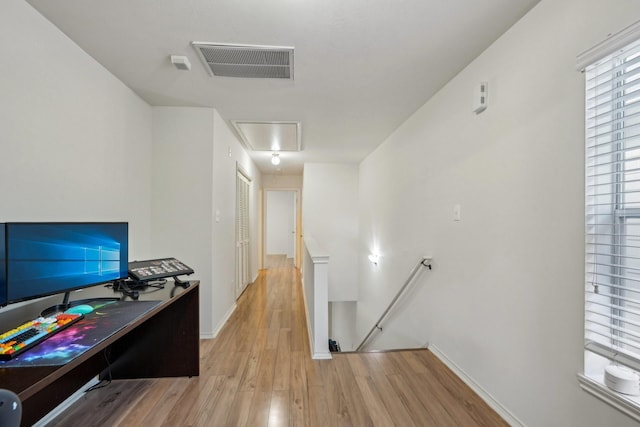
[{"xmin": 421, "ymin": 257, "xmax": 433, "ymax": 269}]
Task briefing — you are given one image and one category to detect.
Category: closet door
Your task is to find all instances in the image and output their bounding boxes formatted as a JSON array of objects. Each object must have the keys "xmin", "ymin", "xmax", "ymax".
[{"xmin": 235, "ymin": 168, "xmax": 251, "ymax": 298}]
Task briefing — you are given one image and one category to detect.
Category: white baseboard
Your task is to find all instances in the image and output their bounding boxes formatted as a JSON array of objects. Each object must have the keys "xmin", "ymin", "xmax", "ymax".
[
  {"xmin": 428, "ymin": 344, "xmax": 525, "ymax": 427},
  {"xmin": 312, "ymin": 351, "xmax": 332, "ymax": 359},
  {"xmin": 210, "ymin": 303, "xmax": 237, "ymax": 338}
]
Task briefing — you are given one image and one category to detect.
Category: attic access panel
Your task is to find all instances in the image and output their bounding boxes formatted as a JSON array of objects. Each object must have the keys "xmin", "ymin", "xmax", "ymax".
[
  {"xmin": 230, "ymin": 121, "xmax": 301, "ymax": 152},
  {"xmin": 192, "ymin": 42, "xmax": 294, "ymax": 79}
]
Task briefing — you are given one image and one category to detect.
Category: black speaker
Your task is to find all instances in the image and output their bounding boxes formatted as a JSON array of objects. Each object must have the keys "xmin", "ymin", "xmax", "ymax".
[{"xmin": 0, "ymin": 389, "xmax": 21, "ymax": 427}]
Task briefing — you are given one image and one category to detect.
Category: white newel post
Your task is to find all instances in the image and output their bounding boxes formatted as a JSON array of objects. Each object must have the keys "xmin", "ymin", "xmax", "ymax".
[{"xmin": 302, "ymin": 235, "xmax": 331, "ymax": 359}]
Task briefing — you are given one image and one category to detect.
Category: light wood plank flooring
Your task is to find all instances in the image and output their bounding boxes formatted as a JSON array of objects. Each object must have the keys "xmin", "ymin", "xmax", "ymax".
[{"xmin": 47, "ymin": 256, "xmax": 507, "ymax": 426}]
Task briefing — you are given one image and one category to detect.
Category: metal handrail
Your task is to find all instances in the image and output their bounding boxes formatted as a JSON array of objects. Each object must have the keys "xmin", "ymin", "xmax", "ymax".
[{"xmin": 355, "ymin": 256, "xmax": 432, "ymax": 351}]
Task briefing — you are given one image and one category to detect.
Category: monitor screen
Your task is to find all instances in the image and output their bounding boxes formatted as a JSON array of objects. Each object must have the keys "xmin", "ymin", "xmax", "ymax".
[
  {"xmin": 0, "ymin": 224, "xmax": 6, "ymax": 307},
  {"xmin": 6, "ymin": 222, "xmax": 128, "ymax": 303}
]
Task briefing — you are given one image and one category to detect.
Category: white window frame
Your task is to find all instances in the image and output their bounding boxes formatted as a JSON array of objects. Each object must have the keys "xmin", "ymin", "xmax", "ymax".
[{"xmin": 578, "ymin": 19, "xmax": 640, "ymax": 421}]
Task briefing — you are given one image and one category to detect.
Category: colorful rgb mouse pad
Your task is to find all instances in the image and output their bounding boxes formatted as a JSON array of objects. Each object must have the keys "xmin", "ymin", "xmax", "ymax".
[{"xmin": 0, "ymin": 300, "xmax": 161, "ymax": 367}]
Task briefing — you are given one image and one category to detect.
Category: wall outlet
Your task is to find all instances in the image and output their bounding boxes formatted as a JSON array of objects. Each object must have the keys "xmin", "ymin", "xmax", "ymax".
[{"xmin": 473, "ymin": 81, "xmax": 488, "ymax": 114}]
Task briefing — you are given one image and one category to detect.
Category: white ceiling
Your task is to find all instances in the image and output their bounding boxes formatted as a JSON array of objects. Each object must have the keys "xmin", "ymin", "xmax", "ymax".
[{"xmin": 25, "ymin": 0, "xmax": 540, "ymax": 175}]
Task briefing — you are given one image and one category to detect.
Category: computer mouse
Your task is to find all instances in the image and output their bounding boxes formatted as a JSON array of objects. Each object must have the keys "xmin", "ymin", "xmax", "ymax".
[
  {"xmin": 0, "ymin": 389, "xmax": 21, "ymax": 426},
  {"xmin": 65, "ymin": 304, "xmax": 94, "ymax": 315}
]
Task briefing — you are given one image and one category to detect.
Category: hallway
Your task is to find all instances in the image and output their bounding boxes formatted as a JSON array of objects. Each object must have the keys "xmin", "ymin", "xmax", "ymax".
[{"xmin": 48, "ymin": 258, "xmax": 507, "ymax": 426}]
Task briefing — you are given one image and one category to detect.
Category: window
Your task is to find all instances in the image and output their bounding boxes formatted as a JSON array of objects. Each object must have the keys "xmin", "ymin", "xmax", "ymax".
[{"xmin": 580, "ymin": 22, "xmax": 640, "ymax": 420}]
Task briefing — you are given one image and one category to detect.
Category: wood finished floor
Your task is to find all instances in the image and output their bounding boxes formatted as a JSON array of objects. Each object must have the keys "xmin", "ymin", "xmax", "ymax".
[{"xmin": 47, "ymin": 255, "xmax": 507, "ymax": 426}]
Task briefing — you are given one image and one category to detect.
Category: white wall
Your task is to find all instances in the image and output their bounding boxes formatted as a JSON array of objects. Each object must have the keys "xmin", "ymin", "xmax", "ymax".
[
  {"xmin": 262, "ymin": 174, "xmax": 303, "ymax": 190},
  {"xmin": 0, "ymin": 0, "xmax": 151, "ymax": 328},
  {"xmin": 151, "ymin": 107, "xmax": 215, "ymax": 334},
  {"xmin": 1, "ymin": 0, "xmax": 261, "ymax": 342},
  {"xmin": 329, "ymin": 301, "xmax": 357, "ymax": 351},
  {"xmin": 303, "ymin": 164, "xmax": 359, "ymax": 302},
  {"xmin": 151, "ymin": 108, "xmax": 261, "ymax": 337},
  {"xmin": 266, "ymin": 191, "xmax": 295, "ymax": 257},
  {"xmin": 0, "ymin": 0, "xmax": 153, "ymax": 261},
  {"xmin": 212, "ymin": 110, "xmax": 262, "ymax": 333},
  {"xmin": 357, "ymin": 0, "xmax": 640, "ymax": 426}
]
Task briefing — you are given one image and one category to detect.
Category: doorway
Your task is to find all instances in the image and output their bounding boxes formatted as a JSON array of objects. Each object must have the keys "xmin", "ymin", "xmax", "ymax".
[{"xmin": 264, "ymin": 190, "xmax": 299, "ymax": 269}]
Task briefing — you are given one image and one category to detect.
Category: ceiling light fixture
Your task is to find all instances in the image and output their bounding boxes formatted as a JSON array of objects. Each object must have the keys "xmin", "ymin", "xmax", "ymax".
[{"xmin": 271, "ymin": 153, "xmax": 281, "ymax": 165}]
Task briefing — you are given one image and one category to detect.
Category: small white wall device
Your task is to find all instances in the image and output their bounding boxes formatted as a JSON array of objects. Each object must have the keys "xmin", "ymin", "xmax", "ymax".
[
  {"xmin": 170, "ymin": 55, "xmax": 191, "ymax": 71},
  {"xmin": 604, "ymin": 365, "xmax": 640, "ymax": 395},
  {"xmin": 473, "ymin": 81, "xmax": 488, "ymax": 114}
]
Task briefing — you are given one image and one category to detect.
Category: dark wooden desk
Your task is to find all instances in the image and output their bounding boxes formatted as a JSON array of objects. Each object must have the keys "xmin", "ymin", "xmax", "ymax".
[{"xmin": 0, "ymin": 281, "xmax": 199, "ymax": 426}]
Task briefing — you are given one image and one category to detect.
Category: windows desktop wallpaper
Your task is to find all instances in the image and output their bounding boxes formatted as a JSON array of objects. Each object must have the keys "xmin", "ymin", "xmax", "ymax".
[{"xmin": 6, "ymin": 223, "xmax": 128, "ymax": 302}]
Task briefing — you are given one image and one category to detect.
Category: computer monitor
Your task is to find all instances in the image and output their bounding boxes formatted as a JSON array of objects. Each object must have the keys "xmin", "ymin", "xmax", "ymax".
[
  {"xmin": 0, "ymin": 224, "xmax": 6, "ymax": 307},
  {"xmin": 5, "ymin": 222, "xmax": 128, "ymax": 304}
]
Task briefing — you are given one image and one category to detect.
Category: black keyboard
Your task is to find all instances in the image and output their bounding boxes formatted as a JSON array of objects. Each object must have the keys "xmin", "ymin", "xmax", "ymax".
[{"xmin": 0, "ymin": 313, "xmax": 84, "ymax": 361}]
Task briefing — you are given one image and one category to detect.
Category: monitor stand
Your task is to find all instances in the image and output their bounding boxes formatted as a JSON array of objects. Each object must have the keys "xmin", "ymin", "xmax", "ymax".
[{"xmin": 41, "ymin": 291, "xmax": 120, "ymax": 317}]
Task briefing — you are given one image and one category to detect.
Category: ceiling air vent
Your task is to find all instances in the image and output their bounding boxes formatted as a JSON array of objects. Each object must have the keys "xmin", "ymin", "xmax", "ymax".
[{"xmin": 192, "ymin": 42, "xmax": 294, "ymax": 79}]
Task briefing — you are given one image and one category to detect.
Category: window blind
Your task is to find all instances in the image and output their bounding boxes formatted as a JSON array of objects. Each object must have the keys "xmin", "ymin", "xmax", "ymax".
[{"xmin": 585, "ymin": 37, "xmax": 640, "ymax": 371}]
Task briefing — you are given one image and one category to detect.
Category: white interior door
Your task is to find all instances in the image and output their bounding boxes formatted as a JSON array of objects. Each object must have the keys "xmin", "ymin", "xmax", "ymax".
[
  {"xmin": 266, "ymin": 190, "xmax": 296, "ymax": 261},
  {"xmin": 235, "ymin": 169, "xmax": 251, "ymax": 298}
]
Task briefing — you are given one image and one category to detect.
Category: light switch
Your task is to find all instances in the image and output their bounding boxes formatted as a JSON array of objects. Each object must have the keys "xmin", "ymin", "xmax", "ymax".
[
  {"xmin": 453, "ymin": 204, "xmax": 461, "ymax": 221},
  {"xmin": 215, "ymin": 209, "xmax": 221, "ymax": 223}
]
